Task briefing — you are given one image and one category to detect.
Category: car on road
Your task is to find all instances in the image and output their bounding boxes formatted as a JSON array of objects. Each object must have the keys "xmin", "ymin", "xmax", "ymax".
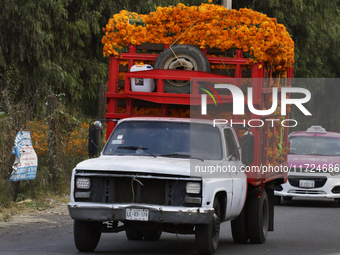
[{"xmin": 275, "ymin": 125, "xmax": 340, "ymax": 205}]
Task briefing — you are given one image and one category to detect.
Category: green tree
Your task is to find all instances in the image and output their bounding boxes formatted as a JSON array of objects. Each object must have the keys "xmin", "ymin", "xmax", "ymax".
[
  {"xmin": 233, "ymin": 0, "xmax": 340, "ymax": 78},
  {"xmin": 0, "ymin": 0, "xmax": 117, "ymax": 117}
]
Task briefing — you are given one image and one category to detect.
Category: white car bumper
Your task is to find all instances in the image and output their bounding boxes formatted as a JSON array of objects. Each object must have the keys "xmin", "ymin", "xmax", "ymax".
[{"xmin": 275, "ymin": 175, "xmax": 340, "ymax": 199}]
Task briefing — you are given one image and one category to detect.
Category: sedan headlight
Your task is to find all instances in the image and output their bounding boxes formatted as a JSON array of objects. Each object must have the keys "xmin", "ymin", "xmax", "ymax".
[
  {"xmin": 186, "ymin": 182, "xmax": 201, "ymax": 194},
  {"xmin": 76, "ymin": 177, "xmax": 91, "ymax": 189}
]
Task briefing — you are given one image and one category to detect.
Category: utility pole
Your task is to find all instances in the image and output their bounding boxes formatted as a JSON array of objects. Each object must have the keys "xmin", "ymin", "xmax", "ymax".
[{"xmin": 222, "ymin": 0, "xmax": 232, "ymax": 9}]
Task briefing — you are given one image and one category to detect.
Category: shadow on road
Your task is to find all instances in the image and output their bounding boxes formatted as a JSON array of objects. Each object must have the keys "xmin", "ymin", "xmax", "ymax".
[{"xmin": 276, "ymin": 197, "xmax": 339, "ymax": 208}]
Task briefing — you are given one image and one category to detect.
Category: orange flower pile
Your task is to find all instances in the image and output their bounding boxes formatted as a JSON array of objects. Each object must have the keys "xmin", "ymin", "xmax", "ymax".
[
  {"xmin": 102, "ymin": 3, "xmax": 294, "ymax": 73},
  {"xmin": 27, "ymin": 120, "xmax": 89, "ymax": 159}
]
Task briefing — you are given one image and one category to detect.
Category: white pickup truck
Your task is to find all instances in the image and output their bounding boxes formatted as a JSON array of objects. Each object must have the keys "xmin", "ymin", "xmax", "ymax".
[{"xmin": 68, "ymin": 117, "xmax": 281, "ymax": 255}]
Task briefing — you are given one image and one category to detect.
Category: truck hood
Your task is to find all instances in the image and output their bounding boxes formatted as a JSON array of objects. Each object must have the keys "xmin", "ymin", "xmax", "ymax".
[
  {"xmin": 75, "ymin": 155, "xmax": 203, "ymax": 177},
  {"xmin": 288, "ymin": 154, "xmax": 340, "ymax": 168}
]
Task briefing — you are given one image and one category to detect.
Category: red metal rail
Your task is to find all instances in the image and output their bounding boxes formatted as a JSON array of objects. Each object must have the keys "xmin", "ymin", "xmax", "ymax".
[{"xmin": 105, "ymin": 43, "xmax": 293, "ymax": 185}]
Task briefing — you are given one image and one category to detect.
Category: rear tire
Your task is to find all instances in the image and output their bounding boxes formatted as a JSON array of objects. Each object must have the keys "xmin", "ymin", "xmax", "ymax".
[
  {"xmin": 125, "ymin": 229, "xmax": 143, "ymax": 240},
  {"xmin": 247, "ymin": 190, "xmax": 269, "ymax": 244},
  {"xmin": 74, "ymin": 220, "xmax": 101, "ymax": 252},
  {"xmin": 154, "ymin": 44, "xmax": 211, "ymax": 94},
  {"xmin": 195, "ymin": 197, "xmax": 220, "ymax": 255},
  {"xmin": 231, "ymin": 205, "xmax": 248, "ymax": 243}
]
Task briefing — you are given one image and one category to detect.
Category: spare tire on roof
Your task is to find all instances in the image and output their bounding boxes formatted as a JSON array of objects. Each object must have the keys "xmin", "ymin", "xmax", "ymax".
[{"xmin": 154, "ymin": 44, "xmax": 211, "ymax": 94}]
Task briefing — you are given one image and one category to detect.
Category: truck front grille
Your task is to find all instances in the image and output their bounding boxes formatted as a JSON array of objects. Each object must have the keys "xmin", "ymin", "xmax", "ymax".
[
  {"xmin": 114, "ymin": 177, "xmax": 166, "ymax": 204},
  {"xmin": 74, "ymin": 171, "xmax": 201, "ymax": 207}
]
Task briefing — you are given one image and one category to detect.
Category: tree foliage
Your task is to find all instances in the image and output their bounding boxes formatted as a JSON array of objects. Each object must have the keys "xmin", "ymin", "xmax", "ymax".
[
  {"xmin": 233, "ymin": 0, "xmax": 340, "ymax": 78},
  {"xmin": 0, "ymin": 0, "xmax": 116, "ymax": 116}
]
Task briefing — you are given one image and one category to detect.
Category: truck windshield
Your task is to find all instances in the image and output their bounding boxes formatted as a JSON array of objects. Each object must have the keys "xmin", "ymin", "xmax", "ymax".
[
  {"xmin": 103, "ymin": 121, "xmax": 223, "ymax": 160},
  {"xmin": 289, "ymin": 136, "xmax": 340, "ymax": 156}
]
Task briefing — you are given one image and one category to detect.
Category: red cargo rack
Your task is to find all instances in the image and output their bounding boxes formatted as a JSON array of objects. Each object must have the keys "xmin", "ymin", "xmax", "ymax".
[{"xmin": 105, "ymin": 43, "xmax": 293, "ymax": 172}]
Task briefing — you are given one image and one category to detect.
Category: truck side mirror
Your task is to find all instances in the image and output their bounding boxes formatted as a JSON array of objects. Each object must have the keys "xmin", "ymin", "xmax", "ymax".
[
  {"xmin": 241, "ymin": 131, "xmax": 254, "ymax": 165},
  {"xmin": 88, "ymin": 125, "xmax": 99, "ymax": 157}
]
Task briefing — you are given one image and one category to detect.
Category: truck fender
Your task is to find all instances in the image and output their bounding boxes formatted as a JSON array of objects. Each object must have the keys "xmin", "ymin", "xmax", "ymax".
[{"xmin": 202, "ymin": 179, "xmax": 232, "ymax": 222}]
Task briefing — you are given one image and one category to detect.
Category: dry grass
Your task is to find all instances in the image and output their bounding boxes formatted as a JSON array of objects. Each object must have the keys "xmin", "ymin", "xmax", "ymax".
[{"xmin": 0, "ymin": 194, "xmax": 70, "ymax": 222}]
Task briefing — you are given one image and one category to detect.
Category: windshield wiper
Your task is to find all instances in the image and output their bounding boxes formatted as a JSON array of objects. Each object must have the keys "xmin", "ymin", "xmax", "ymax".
[
  {"xmin": 160, "ymin": 153, "xmax": 204, "ymax": 161},
  {"xmin": 117, "ymin": 146, "xmax": 156, "ymax": 158}
]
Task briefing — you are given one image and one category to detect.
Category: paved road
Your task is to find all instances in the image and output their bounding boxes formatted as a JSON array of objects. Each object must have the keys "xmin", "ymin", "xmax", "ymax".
[{"xmin": 1, "ymin": 198, "xmax": 340, "ymax": 255}]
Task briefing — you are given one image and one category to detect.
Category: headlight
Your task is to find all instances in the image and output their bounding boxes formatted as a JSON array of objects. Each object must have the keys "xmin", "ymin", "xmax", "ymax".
[
  {"xmin": 76, "ymin": 177, "xmax": 91, "ymax": 189},
  {"xmin": 186, "ymin": 182, "xmax": 201, "ymax": 194}
]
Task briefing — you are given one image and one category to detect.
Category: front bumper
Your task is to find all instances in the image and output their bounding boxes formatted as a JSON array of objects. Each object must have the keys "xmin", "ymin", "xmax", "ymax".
[
  {"xmin": 275, "ymin": 190, "xmax": 340, "ymax": 199},
  {"xmin": 275, "ymin": 177, "xmax": 340, "ymax": 199},
  {"xmin": 68, "ymin": 202, "xmax": 214, "ymax": 224}
]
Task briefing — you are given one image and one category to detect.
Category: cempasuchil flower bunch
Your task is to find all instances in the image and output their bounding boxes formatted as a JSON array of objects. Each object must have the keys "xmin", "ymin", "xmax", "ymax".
[{"xmin": 102, "ymin": 3, "xmax": 294, "ymax": 73}]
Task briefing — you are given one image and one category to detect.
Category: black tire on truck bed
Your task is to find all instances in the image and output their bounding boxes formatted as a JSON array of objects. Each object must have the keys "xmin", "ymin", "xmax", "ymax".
[{"xmin": 154, "ymin": 44, "xmax": 211, "ymax": 94}]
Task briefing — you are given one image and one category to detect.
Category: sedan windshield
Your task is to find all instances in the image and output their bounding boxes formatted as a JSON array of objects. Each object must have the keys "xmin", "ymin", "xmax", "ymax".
[
  {"xmin": 289, "ymin": 136, "xmax": 340, "ymax": 156},
  {"xmin": 103, "ymin": 121, "xmax": 222, "ymax": 160}
]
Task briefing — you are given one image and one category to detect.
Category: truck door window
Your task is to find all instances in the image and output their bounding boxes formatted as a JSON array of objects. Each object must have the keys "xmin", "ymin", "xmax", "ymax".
[
  {"xmin": 190, "ymin": 124, "xmax": 223, "ymax": 160},
  {"xmin": 224, "ymin": 129, "xmax": 240, "ymax": 160}
]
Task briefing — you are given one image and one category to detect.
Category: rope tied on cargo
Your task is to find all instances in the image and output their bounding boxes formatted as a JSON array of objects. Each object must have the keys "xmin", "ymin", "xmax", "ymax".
[
  {"xmin": 131, "ymin": 173, "xmax": 144, "ymax": 203},
  {"xmin": 219, "ymin": 56, "xmax": 231, "ymax": 76},
  {"xmin": 169, "ymin": 17, "xmax": 200, "ymax": 69}
]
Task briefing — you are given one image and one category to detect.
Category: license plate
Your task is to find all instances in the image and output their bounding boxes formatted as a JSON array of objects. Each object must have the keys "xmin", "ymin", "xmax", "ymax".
[
  {"xmin": 299, "ymin": 180, "xmax": 315, "ymax": 188},
  {"xmin": 126, "ymin": 209, "xmax": 149, "ymax": 221}
]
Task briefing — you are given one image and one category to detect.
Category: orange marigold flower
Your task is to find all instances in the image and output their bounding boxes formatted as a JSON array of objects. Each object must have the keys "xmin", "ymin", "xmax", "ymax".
[{"xmin": 102, "ymin": 3, "xmax": 294, "ymax": 73}]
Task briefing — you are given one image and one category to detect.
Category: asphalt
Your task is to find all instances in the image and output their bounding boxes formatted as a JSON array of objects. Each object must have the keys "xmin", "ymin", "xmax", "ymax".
[{"xmin": 0, "ymin": 198, "xmax": 340, "ymax": 255}]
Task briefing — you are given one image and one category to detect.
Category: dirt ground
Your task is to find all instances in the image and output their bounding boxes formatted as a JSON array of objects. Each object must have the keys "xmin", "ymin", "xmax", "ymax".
[{"xmin": 0, "ymin": 197, "xmax": 72, "ymax": 238}]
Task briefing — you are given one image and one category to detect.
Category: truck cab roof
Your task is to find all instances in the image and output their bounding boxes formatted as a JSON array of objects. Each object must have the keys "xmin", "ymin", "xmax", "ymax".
[{"xmin": 117, "ymin": 117, "xmax": 232, "ymax": 128}]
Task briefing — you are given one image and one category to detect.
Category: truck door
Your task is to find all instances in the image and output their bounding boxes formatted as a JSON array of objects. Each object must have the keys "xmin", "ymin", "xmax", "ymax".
[{"xmin": 224, "ymin": 128, "xmax": 247, "ymax": 218}]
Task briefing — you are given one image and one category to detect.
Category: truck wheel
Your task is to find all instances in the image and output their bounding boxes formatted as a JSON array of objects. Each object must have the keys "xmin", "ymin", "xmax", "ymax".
[
  {"xmin": 142, "ymin": 228, "xmax": 162, "ymax": 241},
  {"xmin": 125, "ymin": 229, "xmax": 143, "ymax": 240},
  {"xmin": 154, "ymin": 44, "xmax": 211, "ymax": 94},
  {"xmin": 231, "ymin": 205, "xmax": 248, "ymax": 243},
  {"xmin": 247, "ymin": 189, "xmax": 269, "ymax": 244},
  {"xmin": 274, "ymin": 195, "xmax": 281, "ymax": 205},
  {"xmin": 74, "ymin": 220, "xmax": 101, "ymax": 252},
  {"xmin": 195, "ymin": 197, "xmax": 220, "ymax": 255}
]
